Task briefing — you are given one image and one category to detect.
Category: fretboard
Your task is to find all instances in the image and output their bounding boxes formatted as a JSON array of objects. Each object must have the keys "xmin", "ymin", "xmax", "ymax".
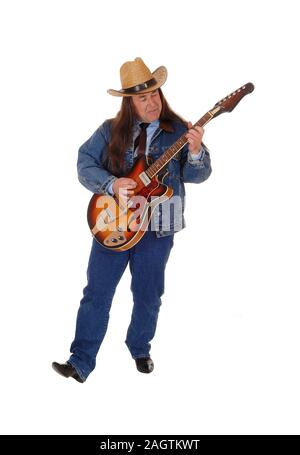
[{"xmin": 146, "ymin": 111, "xmax": 214, "ymax": 179}]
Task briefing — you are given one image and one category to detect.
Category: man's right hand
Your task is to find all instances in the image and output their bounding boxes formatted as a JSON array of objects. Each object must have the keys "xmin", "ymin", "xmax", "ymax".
[{"xmin": 112, "ymin": 178, "xmax": 137, "ymax": 200}]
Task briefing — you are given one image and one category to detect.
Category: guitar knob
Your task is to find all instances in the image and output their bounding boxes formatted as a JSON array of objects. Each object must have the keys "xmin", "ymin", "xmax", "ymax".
[
  {"xmin": 110, "ymin": 238, "xmax": 117, "ymax": 243},
  {"xmin": 118, "ymin": 236, "xmax": 124, "ymax": 240}
]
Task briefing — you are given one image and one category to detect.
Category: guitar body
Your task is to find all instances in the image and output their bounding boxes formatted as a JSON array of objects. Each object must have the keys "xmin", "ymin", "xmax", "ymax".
[{"xmin": 87, "ymin": 156, "xmax": 173, "ymax": 251}]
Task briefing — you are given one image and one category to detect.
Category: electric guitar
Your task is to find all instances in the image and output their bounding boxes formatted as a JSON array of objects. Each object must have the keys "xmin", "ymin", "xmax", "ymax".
[{"xmin": 87, "ymin": 82, "xmax": 255, "ymax": 251}]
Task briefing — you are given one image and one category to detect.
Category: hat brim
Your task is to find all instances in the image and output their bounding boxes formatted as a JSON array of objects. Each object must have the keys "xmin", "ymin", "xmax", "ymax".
[{"xmin": 107, "ymin": 66, "xmax": 168, "ymax": 97}]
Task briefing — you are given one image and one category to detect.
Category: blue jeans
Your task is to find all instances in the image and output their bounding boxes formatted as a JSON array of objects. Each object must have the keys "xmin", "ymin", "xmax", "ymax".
[{"xmin": 68, "ymin": 231, "xmax": 174, "ymax": 380}]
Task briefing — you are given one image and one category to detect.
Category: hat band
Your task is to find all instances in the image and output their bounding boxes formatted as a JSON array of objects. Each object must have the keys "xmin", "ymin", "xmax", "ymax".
[{"xmin": 120, "ymin": 78, "xmax": 157, "ymax": 94}]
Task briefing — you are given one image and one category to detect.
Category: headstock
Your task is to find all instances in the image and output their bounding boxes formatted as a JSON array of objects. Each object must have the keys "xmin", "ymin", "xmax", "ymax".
[{"xmin": 210, "ymin": 82, "xmax": 255, "ymax": 118}]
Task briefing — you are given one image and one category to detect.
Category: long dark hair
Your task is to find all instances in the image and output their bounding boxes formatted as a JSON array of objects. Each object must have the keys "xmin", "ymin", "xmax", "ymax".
[{"xmin": 104, "ymin": 88, "xmax": 187, "ymax": 176}]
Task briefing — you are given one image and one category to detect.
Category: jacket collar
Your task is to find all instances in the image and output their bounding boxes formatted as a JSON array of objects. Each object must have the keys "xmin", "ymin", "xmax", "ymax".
[
  {"xmin": 159, "ymin": 120, "xmax": 174, "ymax": 133},
  {"xmin": 134, "ymin": 119, "xmax": 174, "ymax": 133}
]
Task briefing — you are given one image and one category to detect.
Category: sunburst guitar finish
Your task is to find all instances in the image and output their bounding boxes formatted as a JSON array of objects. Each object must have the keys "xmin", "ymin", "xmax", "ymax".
[{"xmin": 88, "ymin": 156, "xmax": 173, "ymax": 251}]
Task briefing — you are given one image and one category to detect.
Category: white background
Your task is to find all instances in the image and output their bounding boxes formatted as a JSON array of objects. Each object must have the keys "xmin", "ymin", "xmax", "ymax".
[{"xmin": 1, "ymin": 0, "xmax": 300, "ymax": 435}]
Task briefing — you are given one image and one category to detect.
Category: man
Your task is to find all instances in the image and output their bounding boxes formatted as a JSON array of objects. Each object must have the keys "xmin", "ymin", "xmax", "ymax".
[{"xmin": 52, "ymin": 57, "xmax": 212, "ymax": 383}]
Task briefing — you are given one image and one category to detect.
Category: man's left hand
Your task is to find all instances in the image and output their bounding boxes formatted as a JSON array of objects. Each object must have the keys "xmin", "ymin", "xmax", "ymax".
[{"xmin": 186, "ymin": 121, "xmax": 204, "ymax": 154}]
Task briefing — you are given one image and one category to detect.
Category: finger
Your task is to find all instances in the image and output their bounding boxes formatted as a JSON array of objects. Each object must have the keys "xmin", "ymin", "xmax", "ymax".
[
  {"xmin": 187, "ymin": 138, "xmax": 196, "ymax": 147},
  {"xmin": 119, "ymin": 183, "xmax": 136, "ymax": 189},
  {"xmin": 188, "ymin": 129, "xmax": 203, "ymax": 139},
  {"xmin": 119, "ymin": 188, "xmax": 135, "ymax": 197},
  {"xmin": 186, "ymin": 131, "xmax": 200, "ymax": 141},
  {"xmin": 189, "ymin": 125, "xmax": 203, "ymax": 135},
  {"xmin": 187, "ymin": 121, "xmax": 193, "ymax": 129},
  {"xmin": 124, "ymin": 178, "xmax": 137, "ymax": 186},
  {"xmin": 194, "ymin": 126, "xmax": 204, "ymax": 134}
]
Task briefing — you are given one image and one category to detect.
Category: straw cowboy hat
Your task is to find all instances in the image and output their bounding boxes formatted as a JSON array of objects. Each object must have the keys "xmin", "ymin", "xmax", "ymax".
[{"xmin": 107, "ymin": 57, "xmax": 167, "ymax": 97}]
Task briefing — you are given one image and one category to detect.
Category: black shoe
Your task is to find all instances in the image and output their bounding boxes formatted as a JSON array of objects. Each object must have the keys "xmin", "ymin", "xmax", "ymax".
[
  {"xmin": 52, "ymin": 361, "xmax": 85, "ymax": 383},
  {"xmin": 135, "ymin": 357, "xmax": 154, "ymax": 374}
]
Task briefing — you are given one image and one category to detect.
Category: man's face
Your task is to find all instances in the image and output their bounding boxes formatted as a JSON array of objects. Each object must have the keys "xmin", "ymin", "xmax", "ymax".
[{"xmin": 131, "ymin": 89, "xmax": 162, "ymax": 123}]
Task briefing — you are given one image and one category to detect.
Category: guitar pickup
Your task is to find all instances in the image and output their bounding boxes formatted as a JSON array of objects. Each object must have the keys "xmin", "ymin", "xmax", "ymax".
[{"xmin": 139, "ymin": 171, "xmax": 151, "ymax": 186}]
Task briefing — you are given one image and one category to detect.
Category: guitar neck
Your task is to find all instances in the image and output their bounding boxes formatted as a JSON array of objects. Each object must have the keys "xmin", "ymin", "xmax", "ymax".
[
  {"xmin": 146, "ymin": 109, "xmax": 218, "ymax": 179},
  {"xmin": 145, "ymin": 82, "xmax": 255, "ymax": 179}
]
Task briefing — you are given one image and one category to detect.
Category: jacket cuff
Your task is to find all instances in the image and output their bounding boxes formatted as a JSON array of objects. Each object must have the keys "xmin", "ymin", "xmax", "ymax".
[
  {"xmin": 187, "ymin": 144, "xmax": 208, "ymax": 168},
  {"xmin": 188, "ymin": 144, "xmax": 206, "ymax": 162},
  {"xmin": 100, "ymin": 175, "xmax": 117, "ymax": 194},
  {"xmin": 106, "ymin": 180, "xmax": 115, "ymax": 196}
]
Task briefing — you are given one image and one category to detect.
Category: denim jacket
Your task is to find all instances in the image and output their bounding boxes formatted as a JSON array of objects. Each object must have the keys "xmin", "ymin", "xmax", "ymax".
[{"xmin": 77, "ymin": 119, "xmax": 212, "ymax": 237}]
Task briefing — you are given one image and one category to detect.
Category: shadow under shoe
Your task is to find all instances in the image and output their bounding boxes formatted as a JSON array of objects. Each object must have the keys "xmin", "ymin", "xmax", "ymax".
[
  {"xmin": 135, "ymin": 357, "xmax": 154, "ymax": 374},
  {"xmin": 52, "ymin": 361, "xmax": 85, "ymax": 383}
]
